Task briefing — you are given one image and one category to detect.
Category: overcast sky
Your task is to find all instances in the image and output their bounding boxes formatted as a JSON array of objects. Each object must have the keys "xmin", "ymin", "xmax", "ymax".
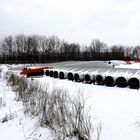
[{"xmin": 0, "ymin": 0, "xmax": 140, "ymax": 46}]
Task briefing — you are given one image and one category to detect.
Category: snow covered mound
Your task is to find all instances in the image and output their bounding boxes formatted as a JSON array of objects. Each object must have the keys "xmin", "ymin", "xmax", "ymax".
[{"xmin": 116, "ymin": 62, "xmax": 140, "ymax": 69}]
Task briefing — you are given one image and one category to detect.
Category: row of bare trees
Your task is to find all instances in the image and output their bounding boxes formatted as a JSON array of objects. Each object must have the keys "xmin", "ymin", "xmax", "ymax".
[{"xmin": 0, "ymin": 34, "xmax": 139, "ymax": 63}]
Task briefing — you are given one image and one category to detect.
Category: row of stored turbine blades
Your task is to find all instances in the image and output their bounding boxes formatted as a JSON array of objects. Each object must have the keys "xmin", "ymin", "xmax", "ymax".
[{"xmin": 43, "ymin": 61, "xmax": 140, "ymax": 89}]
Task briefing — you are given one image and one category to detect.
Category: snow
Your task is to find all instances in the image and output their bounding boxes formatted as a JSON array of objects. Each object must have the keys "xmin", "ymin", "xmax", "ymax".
[
  {"xmin": 1, "ymin": 61, "xmax": 140, "ymax": 140},
  {"xmin": 115, "ymin": 62, "xmax": 140, "ymax": 69},
  {"xmin": 36, "ymin": 76, "xmax": 140, "ymax": 140},
  {"xmin": 0, "ymin": 67, "xmax": 53, "ymax": 140}
]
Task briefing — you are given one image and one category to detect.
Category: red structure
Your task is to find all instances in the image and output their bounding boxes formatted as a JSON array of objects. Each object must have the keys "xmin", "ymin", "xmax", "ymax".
[
  {"xmin": 134, "ymin": 59, "xmax": 139, "ymax": 63},
  {"xmin": 20, "ymin": 66, "xmax": 52, "ymax": 76},
  {"xmin": 125, "ymin": 60, "xmax": 131, "ymax": 64}
]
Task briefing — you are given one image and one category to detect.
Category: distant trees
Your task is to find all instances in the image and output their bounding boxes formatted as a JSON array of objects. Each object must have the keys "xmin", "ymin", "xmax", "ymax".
[
  {"xmin": 88, "ymin": 39, "xmax": 108, "ymax": 60},
  {"xmin": 90, "ymin": 39, "xmax": 107, "ymax": 53},
  {"xmin": 0, "ymin": 35, "xmax": 14, "ymax": 63},
  {"xmin": 132, "ymin": 46, "xmax": 140, "ymax": 59},
  {"xmin": 60, "ymin": 42, "xmax": 80, "ymax": 61},
  {"xmin": 109, "ymin": 45, "xmax": 125, "ymax": 60},
  {"xmin": 0, "ymin": 34, "xmax": 138, "ymax": 64}
]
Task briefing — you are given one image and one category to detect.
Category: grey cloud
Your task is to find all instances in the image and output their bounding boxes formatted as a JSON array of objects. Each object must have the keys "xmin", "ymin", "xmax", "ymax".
[{"xmin": 0, "ymin": 0, "xmax": 140, "ymax": 46}]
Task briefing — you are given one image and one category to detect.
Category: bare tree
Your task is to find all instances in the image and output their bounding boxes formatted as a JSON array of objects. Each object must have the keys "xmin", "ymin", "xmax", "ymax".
[
  {"xmin": 111, "ymin": 45, "xmax": 124, "ymax": 53},
  {"xmin": 132, "ymin": 46, "xmax": 140, "ymax": 60},
  {"xmin": 125, "ymin": 46, "xmax": 133, "ymax": 59},
  {"xmin": 90, "ymin": 39, "xmax": 107, "ymax": 53},
  {"xmin": 0, "ymin": 36, "xmax": 14, "ymax": 63},
  {"xmin": 45, "ymin": 36, "xmax": 61, "ymax": 62},
  {"xmin": 15, "ymin": 34, "xmax": 27, "ymax": 63},
  {"xmin": 60, "ymin": 42, "xmax": 80, "ymax": 61}
]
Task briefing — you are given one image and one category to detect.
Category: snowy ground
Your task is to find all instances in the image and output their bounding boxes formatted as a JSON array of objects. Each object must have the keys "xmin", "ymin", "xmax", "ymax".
[
  {"xmin": 0, "ymin": 67, "xmax": 53, "ymax": 140},
  {"xmin": 1, "ymin": 61, "xmax": 140, "ymax": 140}
]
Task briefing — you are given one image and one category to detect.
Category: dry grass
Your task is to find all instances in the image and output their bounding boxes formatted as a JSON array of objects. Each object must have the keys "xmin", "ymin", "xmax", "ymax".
[
  {"xmin": 0, "ymin": 97, "xmax": 6, "ymax": 109},
  {"xmin": 40, "ymin": 89, "xmax": 93, "ymax": 140},
  {"xmin": 5, "ymin": 72, "xmax": 100, "ymax": 140}
]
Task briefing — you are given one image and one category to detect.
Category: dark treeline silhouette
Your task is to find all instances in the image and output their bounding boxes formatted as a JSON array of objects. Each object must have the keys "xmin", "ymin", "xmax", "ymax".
[{"xmin": 0, "ymin": 34, "xmax": 139, "ymax": 64}]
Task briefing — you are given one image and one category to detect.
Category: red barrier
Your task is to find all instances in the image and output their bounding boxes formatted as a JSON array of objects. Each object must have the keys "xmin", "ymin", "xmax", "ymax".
[
  {"xmin": 125, "ymin": 60, "xmax": 131, "ymax": 64},
  {"xmin": 134, "ymin": 59, "xmax": 139, "ymax": 63},
  {"xmin": 20, "ymin": 66, "xmax": 52, "ymax": 75}
]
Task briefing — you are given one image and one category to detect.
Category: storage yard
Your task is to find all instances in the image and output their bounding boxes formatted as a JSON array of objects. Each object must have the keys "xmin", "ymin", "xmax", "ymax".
[{"xmin": 1, "ymin": 60, "xmax": 140, "ymax": 140}]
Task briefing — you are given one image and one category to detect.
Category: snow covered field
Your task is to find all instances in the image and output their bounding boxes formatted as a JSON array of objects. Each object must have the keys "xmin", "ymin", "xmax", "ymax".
[{"xmin": 1, "ymin": 61, "xmax": 140, "ymax": 140}]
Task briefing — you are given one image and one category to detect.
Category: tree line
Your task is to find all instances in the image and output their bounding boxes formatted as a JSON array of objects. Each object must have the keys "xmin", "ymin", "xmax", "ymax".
[{"xmin": 0, "ymin": 34, "xmax": 139, "ymax": 64}]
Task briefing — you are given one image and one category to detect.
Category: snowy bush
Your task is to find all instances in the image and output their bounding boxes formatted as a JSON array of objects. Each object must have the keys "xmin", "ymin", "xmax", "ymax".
[
  {"xmin": 5, "ymin": 73, "xmax": 98, "ymax": 140},
  {"xmin": 0, "ymin": 112, "xmax": 15, "ymax": 123},
  {"xmin": 16, "ymin": 78, "xmax": 39, "ymax": 102},
  {"xmin": 23, "ymin": 84, "xmax": 47, "ymax": 117},
  {"xmin": 7, "ymin": 74, "xmax": 28, "ymax": 101},
  {"xmin": 40, "ymin": 89, "xmax": 93, "ymax": 140},
  {"xmin": 7, "ymin": 73, "xmax": 20, "ymax": 87},
  {"xmin": 0, "ymin": 69, "xmax": 2, "ymax": 78},
  {"xmin": 6, "ymin": 74, "xmax": 40, "ymax": 102},
  {"xmin": 4, "ymin": 71, "xmax": 14, "ymax": 81},
  {"xmin": 0, "ymin": 97, "xmax": 6, "ymax": 109},
  {"xmin": 6, "ymin": 73, "xmax": 44, "ymax": 114}
]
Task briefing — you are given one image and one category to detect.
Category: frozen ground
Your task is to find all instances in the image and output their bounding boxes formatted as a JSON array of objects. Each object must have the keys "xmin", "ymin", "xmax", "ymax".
[
  {"xmin": 1, "ymin": 61, "xmax": 140, "ymax": 140},
  {"xmin": 0, "ymin": 68, "xmax": 53, "ymax": 140}
]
